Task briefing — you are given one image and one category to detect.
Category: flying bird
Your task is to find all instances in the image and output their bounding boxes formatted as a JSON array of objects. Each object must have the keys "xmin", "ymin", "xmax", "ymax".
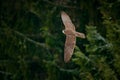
[{"xmin": 61, "ymin": 11, "xmax": 85, "ymax": 63}]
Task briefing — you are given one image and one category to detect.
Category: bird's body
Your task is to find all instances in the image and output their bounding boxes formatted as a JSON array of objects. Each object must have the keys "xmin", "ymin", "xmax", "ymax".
[
  {"xmin": 61, "ymin": 11, "xmax": 85, "ymax": 63},
  {"xmin": 63, "ymin": 29, "xmax": 75, "ymax": 36}
]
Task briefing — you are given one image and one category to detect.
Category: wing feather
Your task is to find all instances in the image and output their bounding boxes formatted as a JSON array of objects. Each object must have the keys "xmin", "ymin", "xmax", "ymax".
[
  {"xmin": 61, "ymin": 11, "xmax": 75, "ymax": 30},
  {"xmin": 64, "ymin": 35, "xmax": 76, "ymax": 62}
]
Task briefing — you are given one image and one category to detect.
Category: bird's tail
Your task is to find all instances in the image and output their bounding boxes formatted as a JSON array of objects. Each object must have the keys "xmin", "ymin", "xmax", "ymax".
[{"xmin": 75, "ymin": 32, "xmax": 85, "ymax": 38}]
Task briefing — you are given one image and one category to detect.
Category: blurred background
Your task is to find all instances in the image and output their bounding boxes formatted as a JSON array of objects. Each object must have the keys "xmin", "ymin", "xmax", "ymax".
[{"xmin": 0, "ymin": 0, "xmax": 120, "ymax": 80}]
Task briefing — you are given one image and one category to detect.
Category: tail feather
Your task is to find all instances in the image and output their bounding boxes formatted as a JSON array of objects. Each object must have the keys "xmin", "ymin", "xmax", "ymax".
[{"xmin": 75, "ymin": 32, "xmax": 85, "ymax": 38}]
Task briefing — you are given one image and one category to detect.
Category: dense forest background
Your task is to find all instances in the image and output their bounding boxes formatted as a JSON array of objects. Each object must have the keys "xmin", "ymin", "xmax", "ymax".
[{"xmin": 0, "ymin": 0, "xmax": 120, "ymax": 80}]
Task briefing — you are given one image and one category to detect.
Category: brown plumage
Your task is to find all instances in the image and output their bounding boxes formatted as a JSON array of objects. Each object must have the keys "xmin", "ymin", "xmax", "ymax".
[{"xmin": 61, "ymin": 11, "xmax": 85, "ymax": 63}]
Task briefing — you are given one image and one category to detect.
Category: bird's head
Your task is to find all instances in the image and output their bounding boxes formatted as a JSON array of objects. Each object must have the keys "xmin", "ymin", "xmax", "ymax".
[{"xmin": 62, "ymin": 30, "xmax": 65, "ymax": 34}]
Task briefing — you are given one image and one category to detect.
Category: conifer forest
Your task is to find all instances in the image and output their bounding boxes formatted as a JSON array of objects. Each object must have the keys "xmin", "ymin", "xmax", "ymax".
[{"xmin": 0, "ymin": 0, "xmax": 120, "ymax": 80}]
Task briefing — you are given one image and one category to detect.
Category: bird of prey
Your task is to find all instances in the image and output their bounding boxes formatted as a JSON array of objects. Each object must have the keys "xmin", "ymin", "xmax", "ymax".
[{"xmin": 61, "ymin": 11, "xmax": 85, "ymax": 63}]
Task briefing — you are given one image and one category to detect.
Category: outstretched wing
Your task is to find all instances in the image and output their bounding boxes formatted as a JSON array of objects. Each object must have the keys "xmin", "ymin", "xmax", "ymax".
[
  {"xmin": 61, "ymin": 11, "xmax": 75, "ymax": 30},
  {"xmin": 64, "ymin": 35, "xmax": 76, "ymax": 63}
]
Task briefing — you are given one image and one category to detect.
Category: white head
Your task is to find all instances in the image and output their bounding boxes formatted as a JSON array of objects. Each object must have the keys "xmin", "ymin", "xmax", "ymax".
[{"xmin": 62, "ymin": 30, "xmax": 65, "ymax": 34}]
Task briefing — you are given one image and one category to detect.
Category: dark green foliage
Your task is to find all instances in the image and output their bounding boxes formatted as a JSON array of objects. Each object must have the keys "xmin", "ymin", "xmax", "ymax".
[{"xmin": 0, "ymin": 0, "xmax": 120, "ymax": 80}]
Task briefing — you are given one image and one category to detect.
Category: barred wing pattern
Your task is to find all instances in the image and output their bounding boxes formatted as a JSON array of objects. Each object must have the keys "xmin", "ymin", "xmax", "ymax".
[
  {"xmin": 64, "ymin": 35, "xmax": 76, "ymax": 63},
  {"xmin": 61, "ymin": 11, "xmax": 75, "ymax": 31}
]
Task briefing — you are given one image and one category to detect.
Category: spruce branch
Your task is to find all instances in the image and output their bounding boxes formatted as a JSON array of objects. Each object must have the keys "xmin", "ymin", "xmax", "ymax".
[
  {"xmin": 43, "ymin": 0, "xmax": 78, "ymax": 9},
  {"xmin": 13, "ymin": 30, "xmax": 48, "ymax": 48}
]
